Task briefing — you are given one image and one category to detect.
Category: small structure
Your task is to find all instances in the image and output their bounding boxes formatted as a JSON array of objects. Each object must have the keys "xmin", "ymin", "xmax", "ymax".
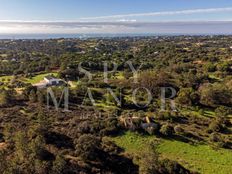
[
  {"xmin": 33, "ymin": 75, "xmax": 65, "ymax": 89},
  {"xmin": 44, "ymin": 75, "xmax": 63, "ymax": 86}
]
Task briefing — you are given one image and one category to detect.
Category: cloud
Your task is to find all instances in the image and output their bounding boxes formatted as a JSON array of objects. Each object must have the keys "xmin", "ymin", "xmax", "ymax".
[
  {"xmin": 0, "ymin": 21, "xmax": 138, "ymax": 34},
  {"xmin": 0, "ymin": 21, "xmax": 232, "ymax": 34},
  {"xmin": 1, "ymin": 7, "xmax": 232, "ymax": 34},
  {"xmin": 117, "ymin": 19, "xmax": 137, "ymax": 22},
  {"xmin": 80, "ymin": 7, "xmax": 232, "ymax": 20}
]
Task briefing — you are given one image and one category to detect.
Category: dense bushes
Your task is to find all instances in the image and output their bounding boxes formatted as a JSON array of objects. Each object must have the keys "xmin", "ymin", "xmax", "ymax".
[
  {"xmin": 160, "ymin": 124, "xmax": 174, "ymax": 136},
  {"xmin": 207, "ymin": 118, "xmax": 226, "ymax": 133},
  {"xmin": 137, "ymin": 146, "xmax": 191, "ymax": 174},
  {"xmin": 199, "ymin": 83, "xmax": 232, "ymax": 107},
  {"xmin": 174, "ymin": 125, "xmax": 185, "ymax": 135},
  {"xmin": 75, "ymin": 134, "xmax": 102, "ymax": 161},
  {"xmin": 176, "ymin": 88, "xmax": 199, "ymax": 106},
  {"xmin": 77, "ymin": 117, "xmax": 120, "ymax": 136},
  {"xmin": 0, "ymin": 89, "xmax": 11, "ymax": 107}
]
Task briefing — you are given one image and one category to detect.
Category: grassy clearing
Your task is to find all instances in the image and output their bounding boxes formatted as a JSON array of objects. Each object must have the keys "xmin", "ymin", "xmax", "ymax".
[
  {"xmin": 204, "ymin": 110, "xmax": 215, "ymax": 117},
  {"xmin": 159, "ymin": 140, "xmax": 232, "ymax": 174},
  {"xmin": 0, "ymin": 76, "xmax": 14, "ymax": 89},
  {"xmin": 0, "ymin": 75, "xmax": 14, "ymax": 83},
  {"xmin": 68, "ymin": 81, "xmax": 79, "ymax": 88},
  {"xmin": 111, "ymin": 131, "xmax": 232, "ymax": 174},
  {"xmin": 0, "ymin": 54, "xmax": 7, "ymax": 58},
  {"xmin": 114, "ymin": 72, "xmax": 125, "ymax": 80},
  {"xmin": 181, "ymin": 107, "xmax": 215, "ymax": 118},
  {"xmin": 209, "ymin": 74, "xmax": 222, "ymax": 81},
  {"xmin": 94, "ymin": 103, "xmax": 117, "ymax": 112},
  {"xmin": 110, "ymin": 132, "xmax": 155, "ymax": 154},
  {"xmin": 25, "ymin": 73, "xmax": 58, "ymax": 84}
]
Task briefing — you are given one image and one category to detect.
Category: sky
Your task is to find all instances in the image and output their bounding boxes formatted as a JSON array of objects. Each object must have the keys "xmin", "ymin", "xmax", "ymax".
[{"xmin": 0, "ymin": 0, "xmax": 232, "ymax": 34}]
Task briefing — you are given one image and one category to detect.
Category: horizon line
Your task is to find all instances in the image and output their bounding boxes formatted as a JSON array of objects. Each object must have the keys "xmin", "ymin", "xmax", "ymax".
[{"xmin": 1, "ymin": 20, "xmax": 232, "ymax": 24}]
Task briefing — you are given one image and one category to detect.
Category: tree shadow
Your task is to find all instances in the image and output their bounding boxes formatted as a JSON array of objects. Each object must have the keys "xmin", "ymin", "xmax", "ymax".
[{"xmin": 45, "ymin": 131, "xmax": 74, "ymax": 149}]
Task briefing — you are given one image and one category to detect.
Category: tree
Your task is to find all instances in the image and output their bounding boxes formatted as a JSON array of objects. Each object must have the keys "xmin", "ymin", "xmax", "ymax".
[
  {"xmin": 29, "ymin": 90, "xmax": 37, "ymax": 103},
  {"xmin": 176, "ymin": 88, "xmax": 193, "ymax": 106},
  {"xmin": 215, "ymin": 106, "xmax": 231, "ymax": 118},
  {"xmin": 75, "ymin": 134, "xmax": 101, "ymax": 161},
  {"xmin": 205, "ymin": 63, "xmax": 216, "ymax": 72},
  {"xmin": 37, "ymin": 110, "xmax": 50, "ymax": 137},
  {"xmin": 52, "ymin": 154, "xmax": 67, "ymax": 174},
  {"xmin": 14, "ymin": 131, "xmax": 30, "ymax": 162},
  {"xmin": 160, "ymin": 124, "xmax": 174, "ymax": 136},
  {"xmin": 0, "ymin": 90, "xmax": 11, "ymax": 107},
  {"xmin": 139, "ymin": 151, "xmax": 160, "ymax": 174},
  {"xmin": 199, "ymin": 83, "xmax": 232, "ymax": 107},
  {"xmin": 23, "ymin": 85, "xmax": 37, "ymax": 96},
  {"xmin": 3, "ymin": 123, "xmax": 15, "ymax": 143}
]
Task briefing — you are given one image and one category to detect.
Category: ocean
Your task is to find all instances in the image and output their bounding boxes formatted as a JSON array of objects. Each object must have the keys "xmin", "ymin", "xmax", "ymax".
[
  {"xmin": 0, "ymin": 33, "xmax": 217, "ymax": 40},
  {"xmin": 0, "ymin": 33, "xmax": 162, "ymax": 40}
]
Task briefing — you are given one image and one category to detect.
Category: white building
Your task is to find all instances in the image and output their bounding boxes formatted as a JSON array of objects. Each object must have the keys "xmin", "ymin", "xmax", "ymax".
[{"xmin": 44, "ymin": 75, "xmax": 63, "ymax": 86}]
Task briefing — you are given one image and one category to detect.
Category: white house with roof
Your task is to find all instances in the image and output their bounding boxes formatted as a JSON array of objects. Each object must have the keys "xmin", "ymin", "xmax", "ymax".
[{"xmin": 44, "ymin": 75, "xmax": 63, "ymax": 86}]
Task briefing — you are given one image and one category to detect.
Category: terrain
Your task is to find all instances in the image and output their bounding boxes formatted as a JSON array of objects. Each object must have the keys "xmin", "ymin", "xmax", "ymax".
[{"xmin": 0, "ymin": 36, "xmax": 232, "ymax": 174}]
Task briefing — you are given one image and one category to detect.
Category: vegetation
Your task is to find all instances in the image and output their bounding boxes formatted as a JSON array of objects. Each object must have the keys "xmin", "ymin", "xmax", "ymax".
[
  {"xmin": 111, "ymin": 131, "xmax": 232, "ymax": 174},
  {"xmin": 0, "ymin": 36, "xmax": 232, "ymax": 173}
]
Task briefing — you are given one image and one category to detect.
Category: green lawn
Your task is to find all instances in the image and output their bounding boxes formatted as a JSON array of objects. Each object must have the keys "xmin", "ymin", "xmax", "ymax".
[
  {"xmin": 111, "ymin": 131, "xmax": 232, "ymax": 174},
  {"xmin": 0, "ymin": 76, "xmax": 14, "ymax": 89},
  {"xmin": 0, "ymin": 75, "xmax": 14, "ymax": 83},
  {"xmin": 204, "ymin": 110, "xmax": 215, "ymax": 117},
  {"xmin": 111, "ymin": 131, "xmax": 155, "ymax": 153},
  {"xmin": 114, "ymin": 72, "xmax": 125, "ymax": 80},
  {"xmin": 0, "ymin": 73, "xmax": 59, "ymax": 86},
  {"xmin": 25, "ymin": 73, "xmax": 58, "ymax": 84},
  {"xmin": 68, "ymin": 81, "xmax": 79, "ymax": 88},
  {"xmin": 181, "ymin": 107, "xmax": 216, "ymax": 118},
  {"xmin": 209, "ymin": 74, "xmax": 222, "ymax": 81}
]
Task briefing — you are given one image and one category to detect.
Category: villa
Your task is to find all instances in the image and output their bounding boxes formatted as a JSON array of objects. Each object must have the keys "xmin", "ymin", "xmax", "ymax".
[
  {"xmin": 44, "ymin": 75, "xmax": 63, "ymax": 86},
  {"xmin": 34, "ymin": 75, "xmax": 65, "ymax": 88}
]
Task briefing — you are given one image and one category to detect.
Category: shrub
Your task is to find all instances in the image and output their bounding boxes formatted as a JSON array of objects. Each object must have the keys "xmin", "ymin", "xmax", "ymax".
[
  {"xmin": 145, "ymin": 123, "xmax": 160, "ymax": 135},
  {"xmin": 0, "ymin": 90, "xmax": 11, "ymax": 107},
  {"xmin": 159, "ymin": 159, "xmax": 191, "ymax": 174},
  {"xmin": 52, "ymin": 154, "xmax": 67, "ymax": 174},
  {"xmin": 199, "ymin": 83, "xmax": 232, "ymax": 108},
  {"xmin": 157, "ymin": 111, "xmax": 173, "ymax": 121},
  {"xmin": 207, "ymin": 118, "xmax": 224, "ymax": 133},
  {"xmin": 174, "ymin": 125, "xmax": 184, "ymax": 135},
  {"xmin": 138, "ymin": 151, "xmax": 159, "ymax": 174},
  {"xmin": 209, "ymin": 133, "xmax": 222, "ymax": 142},
  {"xmin": 160, "ymin": 124, "xmax": 174, "ymax": 136},
  {"xmin": 75, "ymin": 134, "xmax": 101, "ymax": 161},
  {"xmin": 215, "ymin": 106, "xmax": 231, "ymax": 117},
  {"xmin": 138, "ymin": 150, "xmax": 190, "ymax": 174},
  {"xmin": 205, "ymin": 63, "xmax": 216, "ymax": 72},
  {"xmin": 78, "ymin": 121, "xmax": 91, "ymax": 134}
]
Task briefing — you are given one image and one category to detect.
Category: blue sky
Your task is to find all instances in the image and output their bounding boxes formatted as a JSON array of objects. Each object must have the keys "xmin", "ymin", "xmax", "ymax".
[
  {"xmin": 0, "ymin": 0, "xmax": 232, "ymax": 21},
  {"xmin": 0, "ymin": 0, "xmax": 232, "ymax": 34}
]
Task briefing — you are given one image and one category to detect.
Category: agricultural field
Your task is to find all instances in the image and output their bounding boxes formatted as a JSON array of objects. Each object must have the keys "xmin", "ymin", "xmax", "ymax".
[{"xmin": 111, "ymin": 131, "xmax": 232, "ymax": 174}]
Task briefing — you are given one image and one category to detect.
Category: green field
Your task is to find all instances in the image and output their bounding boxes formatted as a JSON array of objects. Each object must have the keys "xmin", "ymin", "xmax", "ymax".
[
  {"xmin": 0, "ymin": 75, "xmax": 14, "ymax": 83},
  {"xmin": 111, "ymin": 131, "xmax": 232, "ymax": 174},
  {"xmin": 25, "ymin": 73, "xmax": 58, "ymax": 84},
  {"xmin": 0, "ymin": 73, "xmax": 59, "ymax": 86}
]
